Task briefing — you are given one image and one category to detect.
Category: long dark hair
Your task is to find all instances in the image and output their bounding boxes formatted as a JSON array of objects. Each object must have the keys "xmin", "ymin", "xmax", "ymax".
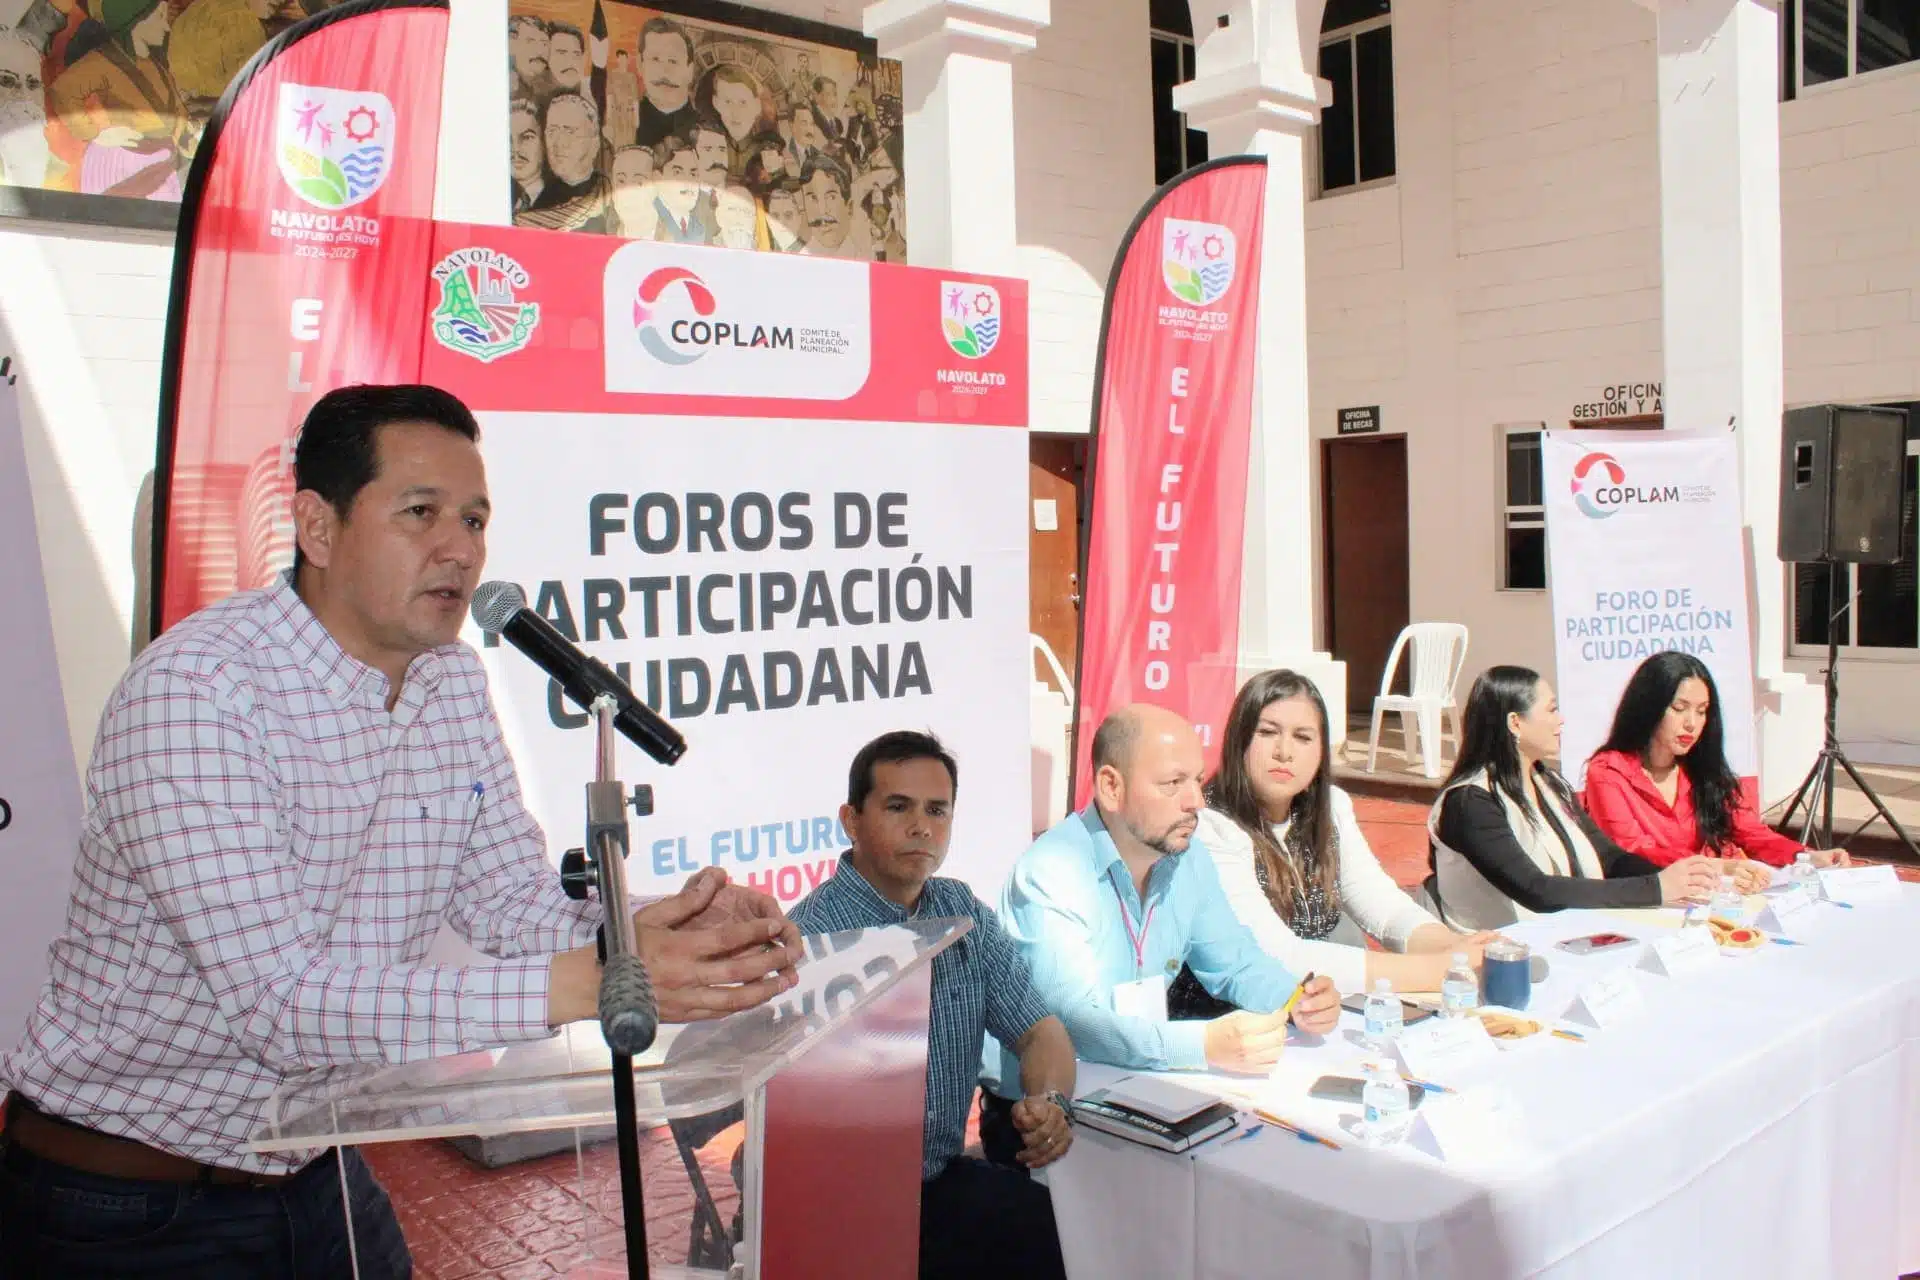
[
  {"xmin": 1598, "ymin": 651, "xmax": 1741, "ymax": 851},
  {"xmin": 1205, "ymin": 670, "xmax": 1339, "ymax": 915},
  {"xmin": 1442, "ymin": 665, "xmax": 1554, "ymax": 826}
]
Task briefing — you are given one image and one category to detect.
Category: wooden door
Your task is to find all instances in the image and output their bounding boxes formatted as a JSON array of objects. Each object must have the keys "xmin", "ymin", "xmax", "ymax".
[
  {"xmin": 1322, "ymin": 435, "xmax": 1411, "ymax": 712},
  {"xmin": 1029, "ymin": 436, "xmax": 1085, "ymax": 683}
]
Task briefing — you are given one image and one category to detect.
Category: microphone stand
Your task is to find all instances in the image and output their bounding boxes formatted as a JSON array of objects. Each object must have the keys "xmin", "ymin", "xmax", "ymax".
[{"xmin": 569, "ymin": 695, "xmax": 654, "ymax": 1279}]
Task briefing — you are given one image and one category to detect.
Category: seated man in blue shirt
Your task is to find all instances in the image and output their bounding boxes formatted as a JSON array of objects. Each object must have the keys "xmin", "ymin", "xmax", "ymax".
[
  {"xmin": 982, "ymin": 703, "xmax": 1341, "ymax": 1163},
  {"xmin": 788, "ymin": 730, "xmax": 1077, "ymax": 1280}
]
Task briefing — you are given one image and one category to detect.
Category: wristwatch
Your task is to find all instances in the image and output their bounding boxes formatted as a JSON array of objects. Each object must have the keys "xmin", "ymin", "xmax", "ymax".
[{"xmin": 1044, "ymin": 1089, "xmax": 1075, "ymax": 1125}]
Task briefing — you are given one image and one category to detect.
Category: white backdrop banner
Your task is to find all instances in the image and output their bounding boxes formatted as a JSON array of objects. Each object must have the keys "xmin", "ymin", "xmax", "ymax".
[
  {"xmin": 1543, "ymin": 431, "xmax": 1756, "ymax": 788},
  {"xmin": 0, "ymin": 376, "xmax": 83, "ymax": 1042},
  {"xmin": 419, "ymin": 229, "xmax": 1035, "ymax": 909}
]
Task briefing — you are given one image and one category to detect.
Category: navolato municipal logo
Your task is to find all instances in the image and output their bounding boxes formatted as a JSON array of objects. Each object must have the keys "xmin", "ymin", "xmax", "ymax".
[
  {"xmin": 939, "ymin": 282, "xmax": 1002, "ymax": 359},
  {"xmin": 1162, "ymin": 218, "xmax": 1235, "ymax": 306},
  {"xmin": 431, "ymin": 249, "xmax": 539, "ymax": 363},
  {"xmin": 633, "ymin": 267, "xmax": 717, "ymax": 366},
  {"xmin": 1571, "ymin": 451, "xmax": 1627, "ymax": 518},
  {"xmin": 277, "ymin": 83, "xmax": 394, "ymax": 210}
]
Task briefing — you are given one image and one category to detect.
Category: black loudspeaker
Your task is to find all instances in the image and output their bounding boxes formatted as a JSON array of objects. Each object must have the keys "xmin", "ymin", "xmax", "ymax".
[{"xmin": 1777, "ymin": 404, "xmax": 1908, "ymax": 564}]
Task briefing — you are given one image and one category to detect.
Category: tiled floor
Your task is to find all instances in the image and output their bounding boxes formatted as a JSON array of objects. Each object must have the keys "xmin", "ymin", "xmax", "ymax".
[
  {"xmin": 370, "ymin": 792, "xmax": 1914, "ymax": 1278},
  {"xmin": 366, "ymin": 1120, "xmax": 743, "ymax": 1278}
]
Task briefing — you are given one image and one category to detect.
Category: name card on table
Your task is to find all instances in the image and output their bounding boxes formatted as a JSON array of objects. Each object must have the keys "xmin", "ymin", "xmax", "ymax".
[
  {"xmin": 1564, "ymin": 969, "xmax": 1643, "ymax": 1031},
  {"xmin": 1817, "ymin": 865, "xmax": 1900, "ymax": 906},
  {"xmin": 1409, "ymin": 1092, "xmax": 1524, "ymax": 1166},
  {"xmin": 1755, "ymin": 884, "xmax": 1818, "ymax": 938},
  {"xmin": 1638, "ymin": 928, "xmax": 1719, "ymax": 977},
  {"xmin": 1393, "ymin": 1015, "xmax": 1499, "ymax": 1082}
]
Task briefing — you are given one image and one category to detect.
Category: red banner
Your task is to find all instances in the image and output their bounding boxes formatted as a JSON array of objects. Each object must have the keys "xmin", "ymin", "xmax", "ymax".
[
  {"xmin": 1070, "ymin": 158, "xmax": 1267, "ymax": 805},
  {"xmin": 152, "ymin": 0, "xmax": 448, "ymax": 634}
]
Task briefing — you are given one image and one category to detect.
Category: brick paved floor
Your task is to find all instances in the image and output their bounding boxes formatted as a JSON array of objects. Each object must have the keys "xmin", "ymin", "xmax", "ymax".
[{"xmin": 370, "ymin": 795, "xmax": 1915, "ymax": 1277}]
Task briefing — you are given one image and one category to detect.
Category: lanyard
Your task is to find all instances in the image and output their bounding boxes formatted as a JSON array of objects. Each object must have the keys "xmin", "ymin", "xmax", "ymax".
[{"xmin": 1110, "ymin": 878, "xmax": 1156, "ymax": 978}]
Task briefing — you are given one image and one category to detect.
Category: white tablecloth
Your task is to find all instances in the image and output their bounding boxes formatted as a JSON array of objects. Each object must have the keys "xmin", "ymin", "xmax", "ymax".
[{"xmin": 1044, "ymin": 886, "xmax": 1920, "ymax": 1280}]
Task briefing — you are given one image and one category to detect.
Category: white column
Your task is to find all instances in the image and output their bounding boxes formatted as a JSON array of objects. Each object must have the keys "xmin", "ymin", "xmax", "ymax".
[
  {"xmin": 435, "ymin": 0, "xmax": 511, "ymax": 225},
  {"xmin": 1174, "ymin": 1, "xmax": 1349, "ymax": 738},
  {"xmin": 1648, "ymin": 0, "xmax": 1821, "ymax": 802},
  {"xmin": 864, "ymin": 0, "xmax": 1048, "ymax": 273}
]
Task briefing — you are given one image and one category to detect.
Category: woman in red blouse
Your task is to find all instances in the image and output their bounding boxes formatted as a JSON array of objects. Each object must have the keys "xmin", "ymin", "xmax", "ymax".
[{"xmin": 1584, "ymin": 652, "xmax": 1850, "ymax": 877}]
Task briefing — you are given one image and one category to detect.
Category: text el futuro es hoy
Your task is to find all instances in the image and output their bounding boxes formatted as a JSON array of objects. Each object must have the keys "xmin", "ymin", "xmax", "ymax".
[{"xmin": 1137, "ymin": 366, "xmax": 1207, "ymax": 743}]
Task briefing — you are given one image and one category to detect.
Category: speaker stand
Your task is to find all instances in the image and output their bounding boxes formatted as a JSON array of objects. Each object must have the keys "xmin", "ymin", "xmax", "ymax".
[{"xmin": 1776, "ymin": 561, "xmax": 1920, "ymax": 859}]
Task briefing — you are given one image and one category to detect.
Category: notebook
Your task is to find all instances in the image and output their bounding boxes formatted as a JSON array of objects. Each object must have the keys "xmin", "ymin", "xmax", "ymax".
[{"xmin": 1072, "ymin": 1076, "xmax": 1239, "ymax": 1154}]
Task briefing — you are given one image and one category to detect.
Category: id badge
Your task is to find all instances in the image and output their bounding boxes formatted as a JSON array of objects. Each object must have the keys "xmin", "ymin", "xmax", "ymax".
[{"xmin": 1113, "ymin": 973, "xmax": 1169, "ymax": 1023}]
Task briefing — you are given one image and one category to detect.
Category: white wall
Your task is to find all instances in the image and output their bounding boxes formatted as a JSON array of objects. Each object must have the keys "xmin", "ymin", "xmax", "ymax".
[
  {"xmin": 1014, "ymin": 0, "xmax": 1157, "ymax": 435},
  {"xmin": 1779, "ymin": 57, "xmax": 1920, "ymax": 761},
  {"xmin": 1301, "ymin": 0, "xmax": 1920, "ymax": 759},
  {"xmin": 2, "ymin": 222, "xmax": 172, "ymax": 777}
]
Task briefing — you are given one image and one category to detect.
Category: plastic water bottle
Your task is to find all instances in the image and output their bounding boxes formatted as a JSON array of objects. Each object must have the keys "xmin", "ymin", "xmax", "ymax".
[
  {"xmin": 1711, "ymin": 874, "xmax": 1744, "ymax": 924},
  {"xmin": 1792, "ymin": 850, "xmax": 1815, "ymax": 888},
  {"xmin": 1441, "ymin": 953, "xmax": 1478, "ymax": 1018},
  {"xmin": 1361, "ymin": 1059, "xmax": 1411, "ymax": 1146},
  {"xmin": 1363, "ymin": 978, "xmax": 1403, "ymax": 1048}
]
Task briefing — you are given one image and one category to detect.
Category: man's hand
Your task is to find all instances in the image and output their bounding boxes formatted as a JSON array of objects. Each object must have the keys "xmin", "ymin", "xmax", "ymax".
[
  {"xmin": 1202, "ymin": 1009, "xmax": 1291, "ymax": 1073},
  {"xmin": 1010, "ymin": 1095, "xmax": 1073, "ymax": 1169},
  {"xmin": 640, "ymin": 866, "xmax": 800, "ymax": 946},
  {"xmin": 1287, "ymin": 974, "xmax": 1341, "ymax": 1036},
  {"xmin": 635, "ymin": 868, "xmax": 804, "ymax": 1023},
  {"xmin": 1809, "ymin": 848, "xmax": 1851, "ymax": 868}
]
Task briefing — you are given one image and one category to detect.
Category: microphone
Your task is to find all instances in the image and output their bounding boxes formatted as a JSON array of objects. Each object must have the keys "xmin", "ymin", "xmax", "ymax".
[
  {"xmin": 470, "ymin": 581, "xmax": 687, "ymax": 766},
  {"xmin": 598, "ymin": 952, "xmax": 659, "ymax": 1056}
]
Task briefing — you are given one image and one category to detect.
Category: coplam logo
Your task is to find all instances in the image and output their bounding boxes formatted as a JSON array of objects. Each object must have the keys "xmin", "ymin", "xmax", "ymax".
[
  {"xmin": 940, "ymin": 282, "xmax": 1001, "ymax": 359},
  {"xmin": 432, "ymin": 248, "xmax": 539, "ymax": 363},
  {"xmin": 1569, "ymin": 450, "xmax": 1695, "ymax": 518},
  {"xmin": 633, "ymin": 267, "xmax": 737, "ymax": 366},
  {"xmin": 277, "ymin": 83, "xmax": 394, "ymax": 210},
  {"xmin": 604, "ymin": 242, "xmax": 871, "ymax": 399},
  {"xmin": 1162, "ymin": 218, "xmax": 1235, "ymax": 306}
]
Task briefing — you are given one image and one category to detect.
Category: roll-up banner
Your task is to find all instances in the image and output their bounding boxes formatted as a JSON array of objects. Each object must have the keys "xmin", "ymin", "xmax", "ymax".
[
  {"xmin": 1542, "ymin": 430, "xmax": 1757, "ymax": 789},
  {"xmin": 0, "ymin": 373, "xmax": 84, "ymax": 1045},
  {"xmin": 148, "ymin": 0, "xmax": 1033, "ymax": 906},
  {"xmin": 151, "ymin": 0, "xmax": 448, "ymax": 635},
  {"xmin": 1070, "ymin": 158, "xmax": 1267, "ymax": 806}
]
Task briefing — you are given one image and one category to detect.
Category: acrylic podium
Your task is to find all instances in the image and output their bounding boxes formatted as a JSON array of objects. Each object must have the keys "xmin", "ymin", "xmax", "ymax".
[{"xmin": 250, "ymin": 920, "xmax": 968, "ymax": 1279}]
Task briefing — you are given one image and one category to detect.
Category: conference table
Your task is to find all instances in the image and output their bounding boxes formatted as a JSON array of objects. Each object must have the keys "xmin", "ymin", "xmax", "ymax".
[{"xmin": 1042, "ymin": 885, "xmax": 1920, "ymax": 1280}]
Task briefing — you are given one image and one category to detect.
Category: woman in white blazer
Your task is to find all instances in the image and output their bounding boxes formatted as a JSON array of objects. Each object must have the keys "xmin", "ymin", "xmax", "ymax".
[{"xmin": 1180, "ymin": 670, "xmax": 1500, "ymax": 1005}]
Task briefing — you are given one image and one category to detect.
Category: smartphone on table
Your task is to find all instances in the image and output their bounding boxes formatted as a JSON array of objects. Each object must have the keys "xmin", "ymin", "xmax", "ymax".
[
  {"xmin": 1308, "ymin": 1074, "xmax": 1427, "ymax": 1109},
  {"xmin": 1339, "ymin": 994, "xmax": 1436, "ymax": 1025},
  {"xmin": 1555, "ymin": 932, "xmax": 1636, "ymax": 956}
]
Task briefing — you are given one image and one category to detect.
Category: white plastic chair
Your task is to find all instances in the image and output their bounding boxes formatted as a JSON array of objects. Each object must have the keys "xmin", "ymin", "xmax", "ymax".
[
  {"xmin": 1029, "ymin": 635, "xmax": 1075, "ymax": 835},
  {"xmin": 1365, "ymin": 623, "xmax": 1469, "ymax": 779}
]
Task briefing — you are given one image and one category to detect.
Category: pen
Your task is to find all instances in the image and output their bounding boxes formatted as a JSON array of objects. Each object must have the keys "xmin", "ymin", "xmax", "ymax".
[
  {"xmin": 1224, "ymin": 1122, "xmax": 1266, "ymax": 1146},
  {"xmin": 1252, "ymin": 1107, "xmax": 1342, "ymax": 1151},
  {"xmin": 1401, "ymin": 1075, "xmax": 1456, "ymax": 1095},
  {"xmin": 1551, "ymin": 1028, "xmax": 1587, "ymax": 1043}
]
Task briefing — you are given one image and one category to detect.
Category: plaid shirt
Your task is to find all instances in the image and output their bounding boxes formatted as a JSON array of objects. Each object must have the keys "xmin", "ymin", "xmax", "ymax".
[
  {"xmin": 1, "ymin": 575, "xmax": 597, "ymax": 1172},
  {"xmin": 787, "ymin": 854, "xmax": 1050, "ymax": 1179}
]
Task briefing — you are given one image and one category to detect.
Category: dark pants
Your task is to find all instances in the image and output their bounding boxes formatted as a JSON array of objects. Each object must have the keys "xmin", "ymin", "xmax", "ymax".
[
  {"xmin": 920, "ymin": 1155, "xmax": 1066, "ymax": 1280},
  {"xmin": 0, "ymin": 1140, "xmax": 411, "ymax": 1279}
]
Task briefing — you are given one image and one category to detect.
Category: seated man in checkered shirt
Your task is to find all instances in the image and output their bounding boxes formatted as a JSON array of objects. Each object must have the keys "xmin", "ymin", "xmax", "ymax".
[
  {"xmin": 786, "ymin": 730, "xmax": 1076, "ymax": 1280},
  {"xmin": 0, "ymin": 385, "xmax": 803, "ymax": 1279}
]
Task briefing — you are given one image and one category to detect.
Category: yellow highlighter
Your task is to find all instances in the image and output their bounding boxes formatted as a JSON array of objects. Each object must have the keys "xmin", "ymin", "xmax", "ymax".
[{"xmin": 1280, "ymin": 970, "xmax": 1317, "ymax": 1020}]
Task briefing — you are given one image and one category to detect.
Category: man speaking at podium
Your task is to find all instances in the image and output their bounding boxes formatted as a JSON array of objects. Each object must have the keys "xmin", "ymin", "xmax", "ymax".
[{"xmin": 0, "ymin": 385, "xmax": 803, "ymax": 1278}]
